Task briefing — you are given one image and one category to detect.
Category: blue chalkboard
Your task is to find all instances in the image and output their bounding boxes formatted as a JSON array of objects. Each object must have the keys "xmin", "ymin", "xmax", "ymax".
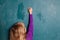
[{"xmin": 0, "ymin": 0, "xmax": 60, "ymax": 40}]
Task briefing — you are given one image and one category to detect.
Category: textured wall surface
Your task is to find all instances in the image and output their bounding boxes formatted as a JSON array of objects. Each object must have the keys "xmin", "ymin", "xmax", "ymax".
[{"xmin": 0, "ymin": 0, "xmax": 60, "ymax": 40}]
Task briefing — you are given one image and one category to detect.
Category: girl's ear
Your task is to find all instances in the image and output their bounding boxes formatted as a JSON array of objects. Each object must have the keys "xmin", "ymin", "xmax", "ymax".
[
  {"xmin": 22, "ymin": 27, "xmax": 26, "ymax": 34},
  {"xmin": 24, "ymin": 27, "xmax": 26, "ymax": 33}
]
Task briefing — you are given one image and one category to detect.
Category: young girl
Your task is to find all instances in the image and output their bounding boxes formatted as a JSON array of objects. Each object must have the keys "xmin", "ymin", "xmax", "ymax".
[{"xmin": 10, "ymin": 7, "xmax": 33, "ymax": 40}]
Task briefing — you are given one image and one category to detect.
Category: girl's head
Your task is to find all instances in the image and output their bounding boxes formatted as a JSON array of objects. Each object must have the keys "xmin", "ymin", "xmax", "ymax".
[
  {"xmin": 15, "ymin": 22, "xmax": 26, "ymax": 34},
  {"xmin": 12, "ymin": 22, "xmax": 26, "ymax": 40}
]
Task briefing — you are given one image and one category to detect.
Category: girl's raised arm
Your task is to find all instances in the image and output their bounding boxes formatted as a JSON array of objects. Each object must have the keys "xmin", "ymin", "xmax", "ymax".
[{"xmin": 27, "ymin": 8, "xmax": 33, "ymax": 40}]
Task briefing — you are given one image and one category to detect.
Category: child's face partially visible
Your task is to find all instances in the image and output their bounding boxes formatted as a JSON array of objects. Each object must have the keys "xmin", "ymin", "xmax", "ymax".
[
  {"xmin": 14, "ymin": 27, "xmax": 26, "ymax": 39},
  {"xmin": 16, "ymin": 22, "xmax": 26, "ymax": 34},
  {"xmin": 18, "ymin": 26, "xmax": 26, "ymax": 34}
]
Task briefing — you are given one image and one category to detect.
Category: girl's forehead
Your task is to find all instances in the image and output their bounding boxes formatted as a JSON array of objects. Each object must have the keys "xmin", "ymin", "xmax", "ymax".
[{"xmin": 18, "ymin": 26, "xmax": 24, "ymax": 28}]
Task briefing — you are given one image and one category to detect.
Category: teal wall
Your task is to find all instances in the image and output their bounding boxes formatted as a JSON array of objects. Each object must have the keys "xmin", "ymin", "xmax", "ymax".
[{"xmin": 0, "ymin": 0, "xmax": 60, "ymax": 40}]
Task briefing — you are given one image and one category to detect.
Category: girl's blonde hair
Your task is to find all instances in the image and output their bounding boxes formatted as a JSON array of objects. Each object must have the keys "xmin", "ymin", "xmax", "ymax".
[{"xmin": 10, "ymin": 22, "xmax": 26, "ymax": 40}]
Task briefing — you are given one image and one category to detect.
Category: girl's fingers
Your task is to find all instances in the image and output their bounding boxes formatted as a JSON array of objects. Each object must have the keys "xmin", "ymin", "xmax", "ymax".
[{"xmin": 28, "ymin": 7, "xmax": 33, "ymax": 14}]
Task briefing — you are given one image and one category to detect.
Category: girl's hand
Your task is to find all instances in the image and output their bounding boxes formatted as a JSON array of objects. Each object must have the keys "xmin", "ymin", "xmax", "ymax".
[{"xmin": 28, "ymin": 7, "xmax": 33, "ymax": 14}]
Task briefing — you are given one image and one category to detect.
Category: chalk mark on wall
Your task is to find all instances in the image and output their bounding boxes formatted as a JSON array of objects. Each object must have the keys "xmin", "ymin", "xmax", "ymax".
[
  {"xmin": 17, "ymin": 2, "xmax": 25, "ymax": 20},
  {"xmin": 37, "ymin": 12, "xmax": 45, "ymax": 23}
]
